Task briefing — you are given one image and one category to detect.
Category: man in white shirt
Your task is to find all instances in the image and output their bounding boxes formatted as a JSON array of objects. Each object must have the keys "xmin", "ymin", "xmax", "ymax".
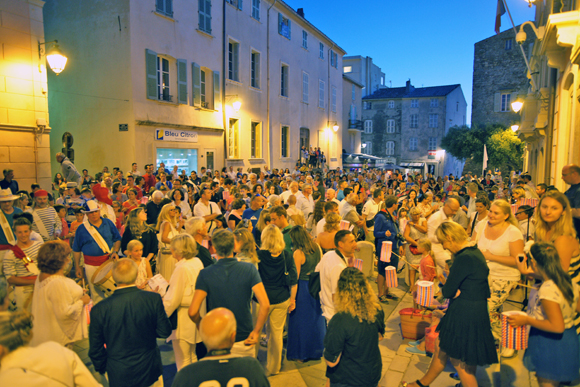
[
  {"xmin": 362, "ymin": 189, "xmax": 383, "ymax": 241},
  {"xmin": 315, "ymin": 230, "xmax": 357, "ymax": 322},
  {"xmin": 247, "ymin": 174, "xmax": 258, "ymax": 191},
  {"xmin": 280, "ymin": 181, "xmax": 300, "ymax": 204},
  {"xmin": 227, "ymin": 166, "xmax": 237, "ymax": 181},
  {"xmin": 296, "ymin": 184, "xmax": 315, "ymax": 221},
  {"xmin": 427, "ymin": 197, "xmax": 460, "ymax": 273},
  {"xmin": 193, "ymin": 187, "xmax": 222, "ymax": 233},
  {"xmin": 130, "ymin": 162, "xmax": 141, "ymax": 177},
  {"xmin": 325, "ymin": 188, "xmax": 340, "ymax": 205}
]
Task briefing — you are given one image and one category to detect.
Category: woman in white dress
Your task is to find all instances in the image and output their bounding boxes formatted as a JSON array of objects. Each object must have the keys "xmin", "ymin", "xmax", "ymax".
[
  {"xmin": 162, "ymin": 234, "xmax": 204, "ymax": 370},
  {"xmin": 156, "ymin": 203, "xmax": 180, "ymax": 280},
  {"xmin": 30, "ymin": 241, "xmax": 91, "ymax": 348},
  {"xmin": 126, "ymin": 240, "xmax": 153, "ymax": 290}
]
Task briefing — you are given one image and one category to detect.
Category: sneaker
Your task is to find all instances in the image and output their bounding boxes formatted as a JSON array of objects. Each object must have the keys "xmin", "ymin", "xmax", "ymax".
[
  {"xmin": 385, "ymin": 293, "xmax": 399, "ymax": 301},
  {"xmin": 405, "ymin": 346, "xmax": 427, "ymax": 355},
  {"xmin": 408, "ymin": 340, "xmax": 421, "ymax": 347},
  {"xmin": 500, "ymin": 348, "xmax": 517, "ymax": 358},
  {"xmin": 378, "ymin": 295, "xmax": 390, "ymax": 304}
]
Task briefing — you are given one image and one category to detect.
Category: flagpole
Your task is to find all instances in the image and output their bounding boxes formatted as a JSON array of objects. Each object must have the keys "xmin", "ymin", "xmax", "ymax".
[{"xmin": 501, "ymin": 0, "xmax": 537, "ymax": 90}]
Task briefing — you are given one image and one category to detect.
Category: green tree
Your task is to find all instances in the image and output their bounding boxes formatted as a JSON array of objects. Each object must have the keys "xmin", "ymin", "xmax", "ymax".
[{"xmin": 441, "ymin": 124, "xmax": 524, "ymax": 177}]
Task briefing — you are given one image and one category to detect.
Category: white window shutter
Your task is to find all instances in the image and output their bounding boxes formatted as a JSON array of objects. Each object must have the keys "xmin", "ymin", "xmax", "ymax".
[
  {"xmin": 177, "ymin": 59, "xmax": 188, "ymax": 104},
  {"xmin": 213, "ymin": 71, "xmax": 220, "ymax": 109},
  {"xmin": 493, "ymin": 93, "xmax": 501, "ymax": 112},
  {"xmin": 192, "ymin": 62, "xmax": 201, "ymax": 107},
  {"xmin": 145, "ymin": 49, "xmax": 157, "ymax": 100}
]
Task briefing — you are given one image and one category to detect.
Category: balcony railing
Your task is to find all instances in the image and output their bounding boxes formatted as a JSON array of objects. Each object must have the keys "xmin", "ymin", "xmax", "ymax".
[{"xmin": 348, "ymin": 119, "xmax": 363, "ymax": 130}]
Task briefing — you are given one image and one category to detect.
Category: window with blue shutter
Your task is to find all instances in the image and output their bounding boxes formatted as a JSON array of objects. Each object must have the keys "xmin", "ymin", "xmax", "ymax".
[
  {"xmin": 213, "ymin": 71, "xmax": 220, "ymax": 109},
  {"xmin": 177, "ymin": 59, "xmax": 187, "ymax": 104},
  {"xmin": 278, "ymin": 13, "xmax": 291, "ymax": 39},
  {"xmin": 145, "ymin": 49, "xmax": 157, "ymax": 100},
  {"xmin": 252, "ymin": 0, "xmax": 260, "ymax": 20},
  {"xmin": 156, "ymin": 0, "xmax": 173, "ymax": 17}
]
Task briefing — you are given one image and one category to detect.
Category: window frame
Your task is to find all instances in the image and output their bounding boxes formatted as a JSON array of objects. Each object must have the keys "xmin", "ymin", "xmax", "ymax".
[
  {"xmin": 228, "ymin": 39, "xmax": 240, "ymax": 82},
  {"xmin": 156, "ymin": 0, "xmax": 173, "ymax": 18},
  {"xmin": 157, "ymin": 56, "xmax": 171, "ymax": 102},
  {"xmin": 429, "ymin": 114, "xmax": 438, "ymax": 128},
  {"xmin": 228, "ymin": 118, "xmax": 240, "ymax": 159},
  {"xmin": 281, "ymin": 63, "xmax": 289, "ymax": 97},
  {"xmin": 386, "ymin": 119, "xmax": 395, "ymax": 133},
  {"xmin": 318, "ymin": 79, "xmax": 325, "ymax": 109},
  {"xmin": 198, "ymin": 0, "xmax": 212, "ymax": 34},
  {"xmin": 252, "ymin": 0, "xmax": 260, "ymax": 20},
  {"xmin": 281, "ymin": 125, "xmax": 290, "ymax": 158},
  {"xmin": 500, "ymin": 93, "xmax": 511, "ymax": 112},
  {"xmin": 250, "ymin": 50, "xmax": 260, "ymax": 89},
  {"xmin": 363, "ymin": 141, "xmax": 372, "ymax": 155},
  {"xmin": 302, "ymin": 71, "xmax": 309, "ymax": 103},
  {"xmin": 319, "ymin": 43, "xmax": 324, "ymax": 59},
  {"xmin": 278, "ymin": 13, "xmax": 291, "ymax": 40},
  {"xmin": 428, "ymin": 137, "xmax": 437, "ymax": 151},
  {"xmin": 410, "ymin": 99, "xmax": 418, "ymax": 108},
  {"xmin": 388, "ymin": 100, "xmax": 395, "ymax": 108},
  {"xmin": 302, "ymin": 30, "xmax": 308, "ymax": 49},
  {"xmin": 386, "ymin": 141, "xmax": 395, "ymax": 156},
  {"xmin": 364, "ymin": 120, "xmax": 373, "ymax": 134},
  {"xmin": 251, "ymin": 121, "xmax": 262, "ymax": 158},
  {"xmin": 410, "ymin": 114, "xmax": 418, "ymax": 128},
  {"xmin": 430, "ymin": 98, "xmax": 438, "ymax": 107},
  {"xmin": 409, "ymin": 137, "xmax": 418, "ymax": 151}
]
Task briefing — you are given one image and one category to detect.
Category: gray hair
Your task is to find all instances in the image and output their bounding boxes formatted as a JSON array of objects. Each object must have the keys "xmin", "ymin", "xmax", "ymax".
[
  {"xmin": 112, "ymin": 259, "xmax": 138, "ymax": 285},
  {"xmin": 55, "ymin": 152, "xmax": 65, "ymax": 159},
  {"xmin": 185, "ymin": 216, "xmax": 206, "ymax": 236},
  {"xmin": 170, "ymin": 234, "xmax": 198, "ymax": 260},
  {"xmin": 249, "ymin": 173, "xmax": 257, "ymax": 179},
  {"xmin": 152, "ymin": 190, "xmax": 164, "ymax": 200},
  {"xmin": 268, "ymin": 195, "xmax": 280, "ymax": 207}
]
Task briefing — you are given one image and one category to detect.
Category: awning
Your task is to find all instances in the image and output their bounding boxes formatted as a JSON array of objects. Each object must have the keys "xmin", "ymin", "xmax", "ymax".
[
  {"xmin": 342, "ymin": 153, "xmax": 402, "ymax": 169},
  {"xmin": 399, "ymin": 162, "xmax": 425, "ymax": 168}
]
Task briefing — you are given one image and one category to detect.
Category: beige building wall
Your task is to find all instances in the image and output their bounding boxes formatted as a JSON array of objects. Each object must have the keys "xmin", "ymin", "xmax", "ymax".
[{"xmin": 0, "ymin": 0, "xmax": 51, "ymax": 191}]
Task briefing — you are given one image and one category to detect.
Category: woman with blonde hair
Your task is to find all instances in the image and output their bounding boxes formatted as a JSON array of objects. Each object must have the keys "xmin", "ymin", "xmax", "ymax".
[
  {"xmin": 511, "ymin": 187, "xmax": 526, "ymax": 204},
  {"xmin": 471, "ymin": 199, "xmax": 524, "ymax": 358},
  {"xmin": 233, "ymin": 228, "xmax": 259, "ymax": 266},
  {"xmin": 253, "ymin": 208, "xmax": 271, "ymax": 247},
  {"xmin": 258, "ymin": 224, "xmax": 298, "ymax": 376},
  {"xmin": 315, "ymin": 212, "xmax": 341, "ymax": 253},
  {"xmin": 0, "ymin": 311, "xmax": 100, "ymax": 386},
  {"xmin": 156, "ymin": 203, "xmax": 180, "ymax": 280},
  {"xmin": 403, "ymin": 222, "xmax": 497, "ymax": 387},
  {"xmin": 324, "ymin": 267, "xmax": 385, "ymax": 387},
  {"xmin": 126, "ymin": 240, "xmax": 153, "ymax": 289},
  {"xmin": 287, "ymin": 225, "xmax": 325, "ymax": 362},
  {"xmin": 162, "ymin": 233, "xmax": 204, "ymax": 370}
]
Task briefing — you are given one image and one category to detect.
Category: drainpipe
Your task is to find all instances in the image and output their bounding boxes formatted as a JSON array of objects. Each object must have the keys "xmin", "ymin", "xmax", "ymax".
[
  {"xmin": 266, "ymin": 0, "xmax": 277, "ymax": 169},
  {"xmin": 327, "ymin": 42, "xmax": 335, "ymax": 165},
  {"xmin": 222, "ymin": 0, "xmax": 227, "ymax": 168}
]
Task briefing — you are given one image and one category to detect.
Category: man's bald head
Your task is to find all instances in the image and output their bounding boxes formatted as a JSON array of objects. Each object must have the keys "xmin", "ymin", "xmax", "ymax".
[
  {"xmin": 443, "ymin": 197, "xmax": 460, "ymax": 217},
  {"xmin": 562, "ymin": 164, "xmax": 580, "ymax": 185},
  {"xmin": 200, "ymin": 308, "xmax": 237, "ymax": 350}
]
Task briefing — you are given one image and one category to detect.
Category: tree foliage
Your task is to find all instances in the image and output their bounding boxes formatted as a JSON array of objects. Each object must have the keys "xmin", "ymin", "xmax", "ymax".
[{"xmin": 441, "ymin": 124, "xmax": 524, "ymax": 176}]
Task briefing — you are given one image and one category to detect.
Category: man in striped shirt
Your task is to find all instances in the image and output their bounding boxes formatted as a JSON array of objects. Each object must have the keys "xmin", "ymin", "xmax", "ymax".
[{"xmin": 31, "ymin": 190, "xmax": 61, "ymax": 241}]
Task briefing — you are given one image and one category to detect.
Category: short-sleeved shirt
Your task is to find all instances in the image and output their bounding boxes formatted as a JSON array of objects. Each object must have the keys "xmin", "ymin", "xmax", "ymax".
[
  {"xmin": 474, "ymin": 222, "xmax": 523, "ymax": 281},
  {"xmin": 172, "ymin": 356, "xmax": 270, "ymax": 387},
  {"xmin": 324, "ymin": 310, "xmax": 385, "ymax": 387},
  {"xmin": 565, "ymin": 183, "xmax": 580, "ymax": 236},
  {"xmin": 195, "ymin": 258, "xmax": 262, "ymax": 342},
  {"xmin": 242, "ymin": 207, "xmax": 262, "ymax": 228},
  {"xmin": 316, "ymin": 250, "xmax": 347, "ymax": 321},
  {"xmin": 3, "ymin": 241, "xmax": 42, "ymax": 278},
  {"xmin": 194, "ymin": 201, "xmax": 222, "ymax": 232},
  {"xmin": 72, "ymin": 218, "xmax": 122, "ymax": 257},
  {"xmin": 528, "ymin": 280, "xmax": 580, "ymax": 329}
]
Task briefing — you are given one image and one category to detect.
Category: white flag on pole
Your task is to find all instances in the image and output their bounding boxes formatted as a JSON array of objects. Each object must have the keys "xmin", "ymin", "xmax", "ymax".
[{"xmin": 482, "ymin": 144, "xmax": 488, "ymax": 175}]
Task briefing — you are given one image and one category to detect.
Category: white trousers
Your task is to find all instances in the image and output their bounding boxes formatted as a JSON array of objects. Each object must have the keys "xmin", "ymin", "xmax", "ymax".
[
  {"xmin": 84, "ymin": 264, "xmax": 105, "ymax": 304},
  {"xmin": 172, "ymin": 339, "xmax": 198, "ymax": 371}
]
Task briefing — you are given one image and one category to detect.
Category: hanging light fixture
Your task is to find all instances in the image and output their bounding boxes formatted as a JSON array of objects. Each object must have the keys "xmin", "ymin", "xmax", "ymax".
[{"xmin": 39, "ymin": 40, "xmax": 68, "ymax": 75}]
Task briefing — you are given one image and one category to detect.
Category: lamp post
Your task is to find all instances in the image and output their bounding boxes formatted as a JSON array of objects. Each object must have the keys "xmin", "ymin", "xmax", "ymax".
[{"xmin": 38, "ymin": 40, "xmax": 68, "ymax": 75}]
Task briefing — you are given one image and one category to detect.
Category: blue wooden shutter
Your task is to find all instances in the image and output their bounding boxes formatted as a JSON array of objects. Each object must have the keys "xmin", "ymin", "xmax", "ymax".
[
  {"xmin": 177, "ymin": 59, "xmax": 187, "ymax": 104},
  {"xmin": 145, "ymin": 49, "xmax": 157, "ymax": 100},
  {"xmin": 213, "ymin": 71, "xmax": 220, "ymax": 109},
  {"xmin": 237, "ymin": 0, "xmax": 242, "ymax": 10},
  {"xmin": 192, "ymin": 62, "xmax": 201, "ymax": 107},
  {"xmin": 287, "ymin": 18, "xmax": 291, "ymax": 39},
  {"xmin": 278, "ymin": 13, "xmax": 282, "ymax": 34}
]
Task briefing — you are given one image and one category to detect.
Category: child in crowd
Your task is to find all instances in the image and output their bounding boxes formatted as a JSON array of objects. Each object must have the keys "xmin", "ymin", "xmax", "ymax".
[
  {"xmin": 69, "ymin": 208, "xmax": 84, "ymax": 246},
  {"xmin": 126, "ymin": 239, "xmax": 153, "ymax": 290},
  {"xmin": 508, "ymin": 242, "xmax": 580, "ymax": 386},
  {"xmin": 515, "ymin": 204, "xmax": 535, "ymax": 241},
  {"xmin": 112, "ymin": 201, "xmax": 125, "ymax": 234},
  {"xmin": 54, "ymin": 204, "xmax": 71, "ymax": 243},
  {"xmin": 411, "ymin": 238, "xmax": 441, "ymax": 308}
]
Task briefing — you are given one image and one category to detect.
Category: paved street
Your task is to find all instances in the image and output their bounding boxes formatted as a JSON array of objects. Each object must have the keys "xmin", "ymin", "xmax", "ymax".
[{"xmin": 73, "ymin": 269, "xmax": 580, "ymax": 387}]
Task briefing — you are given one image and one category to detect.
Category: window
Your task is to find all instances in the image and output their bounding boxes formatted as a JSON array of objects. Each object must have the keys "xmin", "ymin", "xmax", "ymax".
[
  {"xmin": 331, "ymin": 87, "xmax": 337, "ymax": 112},
  {"xmin": 343, "ymin": 66, "xmax": 352, "ymax": 73},
  {"xmin": 252, "ymin": 0, "xmax": 260, "ymax": 20},
  {"xmin": 302, "ymin": 31, "xmax": 308, "ymax": 49},
  {"xmin": 505, "ymin": 39, "xmax": 512, "ymax": 50},
  {"xmin": 156, "ymin": 0, "xmax": 173, "ymax": 17},
  {"xmin": 198, "ymin": 0, "xmax": 211, "ymax": 33},
  {"xmin": 364, "ymin": 120, "xmax": 373, "ymax": 133},
  {"xmin": 226, "ymin": 0, "xmax": 242, "ymax": 9},
  {"xmin": 200, "ymin": 70, "xmax": 206, "ymax": 106},
  {"xmin": 429, "ymin": 114, "xmax": 438, "ymax": 128},
  {"xmin": 386, "ymin": 119, "xmax": 395, "ymax": 133},
  {"xmin": 388, "ymin": 100, "xmax": 395, "ymax": 108},
  {"xmin": 228, "ymin": 118, "xmax": 240, "ymax": 158},
  {"xmin": 386, "ymin": 141, "xmax": 395, "ymax": 155},
  {"xmin": 351, "ymin": 84, "xmax": 355, "ymax": 101},
  {"xmin": 228, "ymin": 40, "xmax": 239, "ymax": 82},
  {"xmin": 501, "ymin": 93, "xmax": 511, "ymax": 112},
  {"xmin": 428, "ymin": 137, "xmax": 437, "ymax": 151},
  {"xmin": 157, "ymin": 57, "xmax": 171, "ymax": 101},
  {"xmin": 409, "ymin": 137, "xmax": 418, "ymax": 151},
  {"xmin": 363, "ymin": 142, "xmax": 372, "ymax": 154},
  {"xmin": 319, "ymin": 43, "xmax": 324, "ymax": 59},
  {"xmin": 281, "ymin": 64, "xmax": 289, "ymax": 97},
  {"xmin": 251, "ymin": 51, "xmax": 260, "ymax": 89},
  {"xmin": 281, "ymin": 126, "xmax": 289, "ymax": 157},
  {"xmin": 456, "ymin": 101, "xmax": 459, "ymax": 112},
  {"xmin": 364, "ymin": 101, "xmax": 372, "ymax": 110},
  {"xmin": 251, "ymin": 122, "xmax": 262, "ymax": 158},
  {"xmin": 192, "ymin": 63, "xmax": 219, "ymax": 109},
  {"xmin": 302, "ymin": 72, "xmax": 309, "ymax": 103},
  {"xmin": 430, "ymin": 98, "xmax": 438, "ymax": 107},
  {"xmin": 410, "ymin": 114, "xmax": 418, "ymax": 128},
  {"xmin": 330, "ymin": 50, "xmax": 338, "ymax": 68},
  {"xmin": 278, "ymin": 13, "xmax": 291, "ymax": 39},
  {"xmin": 318, "ymin": 80, "xmax": 325, "ymax": 108},
  {"xmin": 411, "ymin": 99, "xmax": 418, "ymax": 108}
]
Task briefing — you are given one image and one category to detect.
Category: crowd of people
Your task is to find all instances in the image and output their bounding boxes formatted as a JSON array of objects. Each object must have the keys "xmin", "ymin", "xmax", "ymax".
[{"xmin": 0, "ymin": 156, "xmax": 579, "ymax": 387}]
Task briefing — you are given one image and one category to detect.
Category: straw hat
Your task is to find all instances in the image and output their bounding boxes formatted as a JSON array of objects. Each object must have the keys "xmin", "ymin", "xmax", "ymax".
[{"xmin": 0, "ymin": 188, "xmax": 19, "ymax": 202}]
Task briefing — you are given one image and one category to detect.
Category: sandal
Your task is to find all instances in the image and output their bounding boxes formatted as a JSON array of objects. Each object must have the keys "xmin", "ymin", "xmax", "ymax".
[
  {"xmin": 401, "ymin": 381, "xmax": 429, "ymax": 387},
  {"xmin": 378, "ymin": 295, "xmax": 390, "ymax": 303}
]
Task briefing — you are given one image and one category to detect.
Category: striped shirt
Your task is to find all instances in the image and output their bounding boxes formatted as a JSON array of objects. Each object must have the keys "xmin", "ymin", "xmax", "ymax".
[
  {"xmin": 32, "ymin": 207, "xmax": 62, "ymax": 241},
  {"xmin": 3, "ymin": 241, "xmax": 43, "ymax": 278}
]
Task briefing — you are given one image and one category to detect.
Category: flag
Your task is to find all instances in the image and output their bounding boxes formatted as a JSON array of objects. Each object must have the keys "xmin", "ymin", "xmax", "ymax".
[
  {"xmin": 482, "ymin": 144, "xmax": 488, "ymax": 175},
  {"xmin": 495, "ymin": 0, "xmax": 506, "ymax": 34}
]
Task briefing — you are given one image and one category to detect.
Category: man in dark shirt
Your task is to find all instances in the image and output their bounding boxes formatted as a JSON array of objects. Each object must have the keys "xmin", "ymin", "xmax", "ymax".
[
  {"xmin": 189, "ymin": 229, "xmax": 270, "ymax": 358},
  {"xmin": 146, "ymin": 190, "xmax": 164, "ymax": 225},
  {"xmin": 562, "ymin": 164, "xmax": 580, "ymax": 236},
  {"xmin": 242, "ymin": 195, "xmax": 264, "ymax": 228},
  {"xmin": 0, "ymin": 169, "xmax": 18, "ymax": 194},
  {"xmin": 173, "ymin": 307, "xmax": 270, "ymax": 387}
]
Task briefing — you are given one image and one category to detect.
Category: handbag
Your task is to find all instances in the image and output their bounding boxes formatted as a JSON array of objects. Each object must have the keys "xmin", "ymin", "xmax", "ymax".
[{"xmin": 409, "ymin": 243, "xmax": 420, "ymax": 255}]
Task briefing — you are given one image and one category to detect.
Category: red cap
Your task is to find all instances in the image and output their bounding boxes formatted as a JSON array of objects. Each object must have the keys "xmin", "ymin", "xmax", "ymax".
[
  {"xmin": 92, "ymin": 185, "xmax": 113, "ymax": 206},
  {"xmin": 34, "ymin": 190, "xmax": 48, "ymax": 197}
]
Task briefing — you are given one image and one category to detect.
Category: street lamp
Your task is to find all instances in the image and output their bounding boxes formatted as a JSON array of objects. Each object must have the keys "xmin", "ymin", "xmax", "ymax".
[
  {"xmin": 511, "ymin": 124, "xmax": 519, "ymax": 132},
  {"xmin": 225, "ymin": 94, "xmax": 242, "ymax": 112},
  {"xmin": 38, "ymin": 40, "xmax": 68, "ymax": 75},
  {"xmin": 511, "ymin": 98, "xmax": 524, "ymax": 113}
]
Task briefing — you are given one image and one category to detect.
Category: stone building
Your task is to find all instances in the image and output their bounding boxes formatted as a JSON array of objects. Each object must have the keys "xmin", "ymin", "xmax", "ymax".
[
  {"xmin": 362, "ymin": 80, "xmax": 466, "ymax": 177},
  {"xmin": 43, "ymin": 1, "xmax": 345, "ymax": 176},
  {"xmin": 342, "ymin": 56, "xmax": 386, "ymax": 98},
  {"xmin": 341, "ymin": 74, "xmax": 364, "ymax": 155},
  {"xmin": 0, "ymin": 0, "xmax": 52, "ymax": 192},
  {"xmin": 471, "ymin": 25, "xmax": 534, "ymax": 128}
]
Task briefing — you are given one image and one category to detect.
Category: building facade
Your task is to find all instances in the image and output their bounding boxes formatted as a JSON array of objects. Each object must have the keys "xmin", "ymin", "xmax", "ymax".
[
  {"xmin": 0, "ymin": 0, "xmax": 52, "ymax": 191},
  {"xmin": 361, "ymin": 80, "xmax": 466, "ymax": 177},
  {"xmin": 516, "ymin": 0, "xmax": 580, "ymax": 190},
  {"xmin": 342, "ymin": 55, "xmax": 386, "ymax": 97},
  {"xmin": 43, "ymin": 0, "xmax": 345, "ymax": 177},
  {"xmin": 341, "ymin": 74, "xmax": 364, "ymax": 155},
  {"xmin": 471, "ymin": 26, "xmax": 535, "ymax": 128}
]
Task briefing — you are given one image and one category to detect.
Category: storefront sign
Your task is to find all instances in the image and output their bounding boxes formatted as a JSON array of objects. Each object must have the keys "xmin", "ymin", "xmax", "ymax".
[
  {"xmin": 155, "ymin": 128, "xmax": 198, "ymax": 143},
  {"xmin": 428, "ymin": 150, "xmax": 436, "ymax": 159}
]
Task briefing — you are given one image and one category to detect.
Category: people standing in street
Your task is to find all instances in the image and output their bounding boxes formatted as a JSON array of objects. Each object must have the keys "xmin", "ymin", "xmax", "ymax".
[
  {"xmin": 31, "ymin": 190, "xmax": 61, "ymax": 242},
  {"xmin": 0, "ymin": 170, "xmax": 18, "ymax": 195},
  {"xmin": 55, "ymin": 152, "xmax": 81, "ymax": 185}
]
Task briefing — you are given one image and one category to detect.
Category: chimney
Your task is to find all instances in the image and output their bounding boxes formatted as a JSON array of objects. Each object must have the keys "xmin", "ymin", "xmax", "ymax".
[
  {"xmin": 297, "ymin": 8, "xmax": 305, "ymax": 18},
  {"xmin": 406, "ymin": 79, "xmax": 414, "ymax": 93}
]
